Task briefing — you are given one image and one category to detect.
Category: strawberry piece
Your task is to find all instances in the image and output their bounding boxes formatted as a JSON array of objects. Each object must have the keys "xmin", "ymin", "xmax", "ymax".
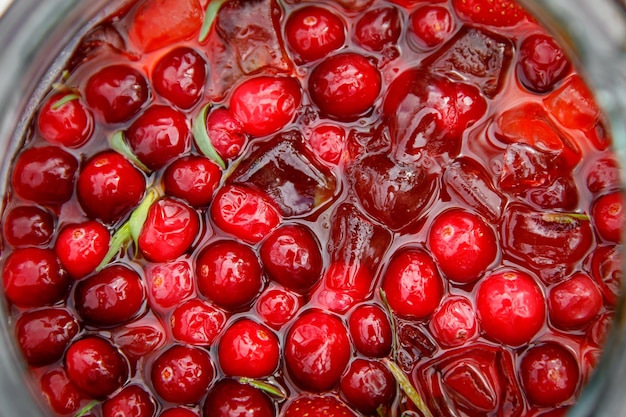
[
  {"xmin": 284, "ymin": 395, "xmax": 357, "ymax": 417},
  {"xmin": 451, "ymin": 0, "xmax": 532, "ymax": 27}
]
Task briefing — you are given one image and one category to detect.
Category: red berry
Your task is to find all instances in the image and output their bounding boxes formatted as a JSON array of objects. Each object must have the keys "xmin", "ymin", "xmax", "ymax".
[
  {"xmin": 160, "ymin": 408, "xmax": 199, "ymax": 417},
  {"xmin": 255, "ymin": 287, "xmax": 302, "ymax": 330},
  {"xmin": 150, "ymin": 345, "xmax": 213, "ymax": 404},
  {"xmin": 15, "ymin": 308, "xmax": 79, "ymax": 366},
  {"xmin": 196, "ymin": 240, "xmax": 263, "ymax": 311},
  {"xmin": 163, "ymin": 155, "xmax": 221, "ymax": 208},
  {"xmin": 11, "ymin": 146, "xmax": 78, "ymax": 205},
  {"xmin": 55, "ymin": 220, "xmax": 110, "ymax": 279},
  {"xmin": 65, "ymin": 336, "xmax": 129, "ymax": 398},
  {"xmin": 285, "ymin": 310, "xmax": 351, "ymax": 391},
  {"xmin": 77, "ymin": 151, "xmax": 146, "ymax": 224},
  {"xmin": 126, "ymin": 105, "xmax": 191, "ymax": 170},
  {"xmin": 518, "ymin": 34, "xmax": 571, "ymax": 93},
  {"xmin": 427, "ymin": 209, "xmax": 497, "ymax": 283},
  {"xmin": 2, "ymin": 205, "xmax": 55, "ymax": 247},
  {"xmin": 102, "ymin": 385, "xmax": 155, "ymax": 417},
  {"xmin": 205, "ymin": 107, "xmax": 247, "ymax": 160},
  {"xmin": 144, "ymin": 258, "xmax": 195, "ymax": 311},
  {"xmin": 218, "ymin": 319, "xmax": 280, "ymax": 378},
  {"xmin": 2, "ymin": 248, "xmax": 70, "ymax": 308},
  {"xmin": 429, "ymin": 296, "xmax": 478, "ymax": 348},
  {"xmin": 285, "ymin": 5, "xmax": 345, "ymax": 63},
  {"xmin": 306, "ymin": 124, "xmax": 346, "ymax": 165},
  {"xmin": 381, "ymin": 249, "xmax": 443, "ymax": 319},
  {"xmin": 85, "ymin": 64, "xmax": 149, "ymax": 123},
  {"xmin": 591, "ymin": 191, "xmax": 624, "ymax": 243},
  {"xmin": 37, "ymin": 92, "xmax": 94, "ymax": 148},
  {"xmin": 354, "ymin": 6, "xmax": 402, "ymax": 51},
  {"xmin": 348, "ymin": 304, "xmax": 393, "ymax": 358},
  {"xmin": 138, "ymin": 197, "xmax": 200, "ymax": 262},
  {"xmin": 586, "ymin": 157, "xmax": 621, "ymax": 194},
  {"xmin": 259, "ymin": 224, "xmax": 323, "ymax": 293},
  {"xmin": 520, "ymin": 342, "xmax": 580, "ymax": 407},
  {"xmin": 40, "ymin": 368, "xmax": 87, "ymax": 415},
  {"xmin": 451, "ymin": 0, "xmax": 531, "ymax": 27},
  {"xmin": 283, "ymin": 395, "xmax": 357, "ymax": 417},
  {"xmin": 171, "ymin": 299, "xmax": 227, "ymax": 345},
  {"xmin": 152, "ymin": 47, "xmax": 207, "ymax": 109},
  {"xmin": 314, "ymin": 262, "xmax": 373, "ymax": 313},
  {"xmin": 309, "ymin": 52, "xmax": 381, "ymax": 121},
  {"xmin": 203, "ymin": 379, "xmax": 274, "ymax": 417},
  {"xmin": 229, "ymin": 76, "xmax": 302, "ymax": 137},
  {"xmin": 112, "ymin": 314, "xmax": 167, "ymax": 359},
  {"xmin": 408, "ymin": 5, "xmax": 454, "ymax": 49},
  {"xmin": 74, "ymin": 264, "xmax": 145, "ymax": 326},
  {"xmin": 548, "ymin": 273, "xmax": 603, "ymax": 329},
  {"xmin": 210, "ymin": 184, "xmax": 281, "ymax": 244},
  {"xmin": 476, "ymin": 269, "xmax": 545, "ymax": 346},
  {"xmin": 340, "ymin": 359, "xmax": 396, "ymax": 414}
]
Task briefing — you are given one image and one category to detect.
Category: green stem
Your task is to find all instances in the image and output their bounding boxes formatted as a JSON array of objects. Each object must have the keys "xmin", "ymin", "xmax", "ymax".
[
  {"xmin": 75, "ymin": 400, "xmax": 99, "ymax": 417},
  {"xmin": 192, "ymin": 102, "xmax": 226, "ymax": 169},
  {"xmin": 51, "ymin": 93, "xmax": 80, "ymax": 110},
  {"xmin": 384, "ymin": 359, "xmax": 433, "ymax": 417},
  {"xmin": 199, "ymin": 0, "xmax": 230, "ymax": 43},
  {"xmin": 238, "ymin": 377, "xmax": 287, "ymax": 400},
  {"xmin": 109, "ymin": 130, "xmax": 150, "ymax": 173}
]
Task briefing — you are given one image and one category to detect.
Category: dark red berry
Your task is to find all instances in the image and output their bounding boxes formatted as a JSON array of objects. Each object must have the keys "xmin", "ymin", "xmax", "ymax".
[
  {"xmin": 65, "ymin": 336, "xmax": 129, "ymax": 398},
  {"xmin": 306, "ymin": 124, "xmax": 346, "ymax": 165},
  {"xmin": 218, "ymin": 319, "xmax": 280, "ymax": 378},
  {"xmin": 3, "ymin": 205, "xmax": 55, "ymax": 247},
  {"xmin": 150, "ymin": 345, "xmax": 213, "ymax": 404},
  {"xmin": 548, "ymin": 273, "xmax": 603, "ymax": 329},
  {"xmin": 15, "ymin": 308, "xmax": 79, "ymax": 366},
  {"xmin": 85, "ymin": 64, "xmax": 149, "ymax": 123},
  {"xmin": 144, "ymin": 258, "xmax": 195, "ymax": 311},
  {"xmin": 171, "ymin": 299, "xmax": 227, "ymax": 345},
  {"xmin": 37, "ymin": 92, "xmax": 94, "ymax": 148},
  {"xmin": 40, "ymin": 368, "xmax": 87, "ymax": 415},
  {"xmin": 348, "ymin": 304, "xmax": 393, "ymax": 358},
  {"xmin": 163, "ymin": 155, "xmax": 221, "ymax": 207},
  {"xmin": 152, "ymin": 47, "xmax": 207, "ymax": 109},
  {"xmin": 2, "ymin": 248, "xmax": 70, "ymax": 307},
  {"xmin": 77, "ymin": 151, "xmax": 146, "ymax": 224},
  {"xmin": 11, "ymin": 146, "xmax": 78, "ymax": 205},
  {"xmin": 74, "ymin": 264, "xmax": 145, "ymax": 326},
  {"xmin": 518, "ymin": 34, "xmax": 571, "ymax": 93},
  {"xmin": 112, "ymin": 314, "xmax": 167, "ymax": 359},
  {"xmin": 196, "ymin": 240, "xmax": 262, "ymax": 311},
  {"xmin": 429, "ymin": 296, "xmax": 478, "ymax": 348},
  {"xmin": 285, "ymin": 5, "xmax": 346, "ymax": 63},
  {"xmin": 309, "ymin": 52, "xmax": 381, "ymax": 121},
  {"xmin": 205, "ymin": 107, "xmax": 247, "ymax": 161},
  {"xmin": 203, "ymin": 379, "xmax": 274, "ymax": 417},
  {"xmin": 160, "ymin": 408, "xmax": 199, "ymax": 417},
  {"xmin": 408, "ymin": 5, "xmax": 454, "ymax": 49},
  {"xmin": 255, "ymin": 286, "xmax": 302, "ymax": 330},
  {"xmin": 55, "ymin": 220, "xmax": 110, "ymax": 279},
  {"xmin": 340, "ymin": 359, "xmax": 396, "ymax": 414},
  {"xmin": 102, "ymin": 385, "xmax": 155, "ymax": 417},
  {"xmin": 353, "ymin": 6, "xmax": 401, "ymax": 51}
]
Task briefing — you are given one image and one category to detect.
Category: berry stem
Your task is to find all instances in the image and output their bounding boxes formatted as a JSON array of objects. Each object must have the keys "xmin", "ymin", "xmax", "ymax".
[
  {"xmin": 51, "ymin": 93, "xmax": 80, "ymax": 110},
  {"xmin": 192, "ymin": 103, "xmax": 226, "ymax": 169},
  {"xmin": 199, "ymin": 0, "xmax": 230, "ymax": 43},
  {"xmin": 383, "ymin": 358, "xmax": 433, "ymax": 417},
  {"xmin": 109, "ymin": 130, "xmax": 150, "ymax": 173},
  {"xmin": 238, "ymin": 377, "xmax": 287, "ymax": 400},
  {"xmin": 74, "ymin": 400, "xmax": 99, "ymax": 417}
]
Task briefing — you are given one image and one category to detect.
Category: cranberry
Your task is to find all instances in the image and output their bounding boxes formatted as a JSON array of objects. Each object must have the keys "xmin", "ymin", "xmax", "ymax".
[
  {"xmin": 210, "ymin": 184, "xmax": 281, "ymax": 244},
  {"xmin": 65, "ymin": 336, "xmax": 129, "ymax": 398},
  {"xmin": 2, "ymin": 205, "xmax": 55, "ymax": 247},
  {"xmin": 409, "ymin": 5, "xmax": 454, "ymax": 49},
  {"xmin": 306, "ymin": 124, "xmax": 346, "ymax": 165},
  {"xmin": 429, "ymin": 296, "xmax": 478, "ymax": 348},
  {"xmin": 15, "ymin": 308, "xmax": 79, "ymax": 366},
  {"xmin": 37, "ymin": 92, "xmax": 94, "ymax": 148},
  {"xmin": 150, "ymin": 345, "xmax": 214, "ymax": 405},
  {"xmin": 353, "ymin": 6, "xmax": 401, "ymax": 51},
  {"xmin": 171, "ymin": 299, "xmax": 227, "ymax": 345},
  {"xmin": 77, "ymin": 151, "xmax": 146, "ymax": 224},
  {"xmin": 590, "ymin": 244, "xmax": 622, "ymax": 306},
  {"xmin": 518, "ymin": 34, "xmax": 571, "ymax": 93},
  {"xmin": 259, "ymin": 224, "xmax": 323, "ymax": 293},
  {"xmin": 309, "ymin": 52, "xmax": 381, "ymax": 121},
  {"xmin": 144, "ymin": 258, "xmax": 195, "ymax": 311},
  {"xmin": 40, "ymin": 368, "xmax": 87, "ymax": 415},
  {"xmin": 520, "ymin": 342, "xmax": 580, "ymax": 407},
  {"xmin": 283, "ymin": 395, "xmax": 357, "ymax": 417},
  {"xmin": 55, "ymin": 220, "xmax": 110, "ymax": 279},
  {"xmin": 381, "ymin": 249, "xmax": 444, "ymax": 319},
  {"xmin": 112, "ymin": 314, "xmax": 167, "ymax": 359},
  {"xmin": 548, "ymin": 273, "xmax": 603, "ymax": 329},
  {"xmin": 196, "ymin": 240, "xmax": 262, "ymax": 311},
  {"xmin": 339, "ymin": 359, "xmax": 396, "ymax": 414},
  {"xmin": 255, "ymin": 287, "xmax": 302, "ymax": 330},
  {"xmin": 152, "ymin": 47, "xmax": 207, "ymax": 109},
  {"xmin": 160, "ymin": 408, "xmax": 199, "ymax": 417},
  {"xmin": 285, "ymin": 310, "xmax": 351, "ymax": 391},
  {"xmin": 138, "ymin": 197, "xmax": 200, "ymax": 262},
  {"xmin": 11, "ymin": 146, "xmax": 78, "ymax": 205},
  {"xmin": 163, "ymin": 155, "xmax": 221, "ymax": 208},
  {"xmin": 102, "ymin": 385, "xmax": 155, "ymax": 417},
  {"xmin": 285, "ymin": 5, "xmax": 345, "ymax": 63},
  {"xmin": 476, "ymin": 269, "xmax": 546, "ymax": 346},
  {"xmin": 586, "ymin": 157, "xmax": 622, "ymax": 194},
  {"xmin": 2, "ymin": 248, "xmax": 69, "ymax": 307},
  {"xmin": 314, "ymin": 262, "xmax": 373, "ymax": 313},
  {"xmin": 74, "ymin": 264, "xmax": 145, "ymax": 326},
  {"xmin": 85, "ymin": 64, "xmax": 149, "ymax": 123},
  {"xmin": 205, "ymin": 107, "xmax": 247, "ymax": 161},
  {"xmin": 229, "ymin": 76, "xmax": 302, "ymax": 137},
  {"xmin": 591, "ymin": 191, "xmax": 624, "ymax": 243},
  {"xmin": 203, "ymin": 379, "xmax": 274, "ymax": 417},
  {"xmin": 348, "ymin": 304, "xmax": 393, "ymax": 358},
  {"xmin": 427, "ymin": 209, "xmax": 497, "ymax": 283},
  {"xmin": 125, "ymin": 105, "xmax": 191, "ymax": 170},
  {"xmin": 218, "ymin": 319, "xmax": 280, "ymax": 378}
]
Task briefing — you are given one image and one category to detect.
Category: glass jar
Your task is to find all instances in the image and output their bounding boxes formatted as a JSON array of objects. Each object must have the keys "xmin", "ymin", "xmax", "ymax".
[{"xmin": 0, "ymin": 0, "xmax": 624, "ymax": 416}]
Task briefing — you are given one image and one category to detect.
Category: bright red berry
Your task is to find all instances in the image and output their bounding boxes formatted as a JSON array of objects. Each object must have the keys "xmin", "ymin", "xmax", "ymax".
[
  {"xmin": 152, "ymin": 47, "xmax": 207, "ymax": 109},
  {"xmin": 283, "ymin": 395, "xmax": 357, "ymax": 417},
  {"xmin": 37, "ymin": 92, "xmax": 94, "ymax": 148},
  {"xmin": 55, "ymin": 220, "xmax": 110, "ymax": 279},
  {"xmin": 40, "ymin": 368, "xmax": 87, "ymax": 415},
  {"xmin": 408, "ymin": 5, "xmax": 454, "ymax": 49},
  {"xmin": 548, "ymin": 273, "xmax": 603, "ymax": 329},
  {"xmin": 203, "ymin": 379, "xmax": 274, "ymax": 417},
  {"xmin": 170, "ymin": 299, "xmax": 227, "ymax": 345},
  {"xmin": 451, "ymin": 0, "xmax": 531, "ymax": 27},
  {"xmin": 348, "ymin": 304, "xmax": 393, "ymax": 358},
  {"xmin": 144, "ymin": 258, "xmax": 195, "ymax": 311},
  {"xmin": 205, "ymin": 107, "xmax": 247, "ymax": 160},
  {"xmin": 163, "ymin": 155, "xmax": 221, "ymax": 208},
  {"xmin": 306, "ymin": 124, "xmax": 346, "ymax": 165},
  {"xmin": 340, "ymin": 359, "xmax": 396, "ymax": 414},
  {"xmin": 429, "ymin": 296, "xmax": 478, "ymax": 348},
  {"xmin": 591, "ymin": 191, "xmax": 624, "ymax": 243},
  {"xmin": 285, "ymin": 5, "xmax": 346, "ymax": 63},
  {"xmin": 255, "ymin": 287, "xmax": 302, "ymax": 330},
  {"xmin": 102, "ymin": 385, "xmax": 155, "ymax": 417}
]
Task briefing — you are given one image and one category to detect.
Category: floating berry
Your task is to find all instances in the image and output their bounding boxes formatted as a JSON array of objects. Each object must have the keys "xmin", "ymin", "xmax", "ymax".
[
  {"xmin": 353, "ymin": 6, "xmax": 401, "ymax": 51},
  {"xmin": 102, "ymin": 385, "xmax": 155, "ymax": 417},
  {"xmin": 340, "ymin": 359, "xmax": 396, "ymax": 414},
  {"xmin": 163, "ymin": 155, "xmax": 221, "ymax": 208},
  {"xmin": 55, "ymin": 220, "xmax": 110, "ymax": 279},
  {"xmin": 152, "ymin": 47, "xmax": 207, "ymax": 109},
  {"xmin": 591, "ymin": 191, "xmax": 624, "ymax": 243},
  {"xmin": 144, "ymin": 259, "xmax": 195, "ymax": 311},
  {"xmin": 429, "ymin": 296, "xmax": 478, "ymax": 348},
  {"xmin": 283, "ymin": 395, "xmax": 357, "ymax": 417},
  {"xmin": 285, "ymin": 5, "xmax": 345, "ymax": 63},
  {"xmin": 3, "ymin": 205, "xmax": 55, "ymax": 247},
  {"xmin": 306, "ymin": 124, "xmax": 346, "ymax": 165},
  {"xmin": 518, "ymin": 33, "xmax": 571, "ymax": 93},
  {"xmin": 548, "ymin": 273, "xmax": 603, "ymax": 329},
  {"xmin": 203, "ymin": 379, "xmax": 274, "ymax": 417},
  {"xmin": 255, "ymin": 287, "xmax": 302, "ymax": 330},
  {"xmin": 205, "ymin": 107, "xmax": 247, "ymax": 161},
  {"xmin": 408, "ymin": 5, "xmax": 454, "ymax": 49},
  {"xmin": 37, "ymin": 92, "xmax": 93, "ymax": 148},
  {"xmin": 348, "ymin": 304, "xmax": 393, "ymax": 358},
  {"xmin": 170, "ymin": 299, "xmax": 227, "ymax": 345}
]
